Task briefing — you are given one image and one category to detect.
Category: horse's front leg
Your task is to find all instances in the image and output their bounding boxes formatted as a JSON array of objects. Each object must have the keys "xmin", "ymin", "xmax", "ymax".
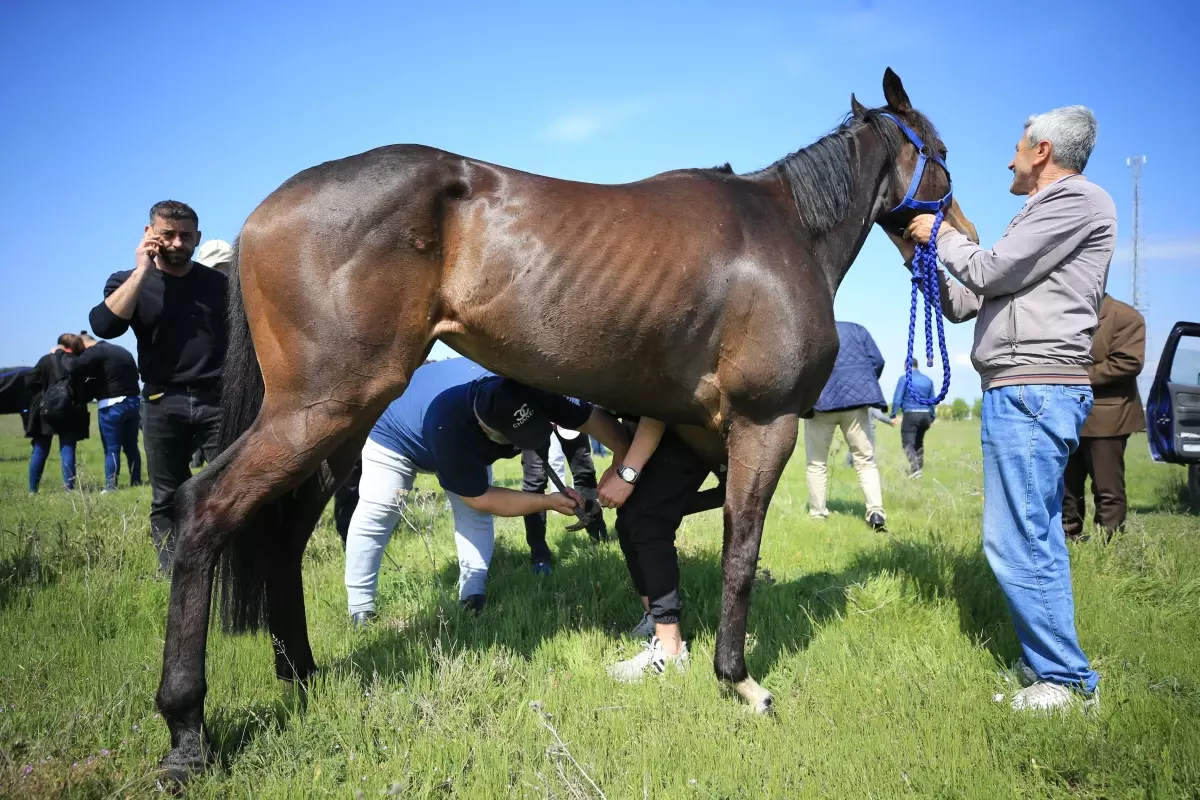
[{"xmin": 714, "ymin": 413, "xmax": 798, "ymax": 713}]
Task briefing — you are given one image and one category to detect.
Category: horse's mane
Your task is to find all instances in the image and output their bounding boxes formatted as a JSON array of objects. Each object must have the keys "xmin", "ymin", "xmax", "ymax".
[{"xmin": 753, "ymin": 107, "xmax": 939, "ymax": 234}]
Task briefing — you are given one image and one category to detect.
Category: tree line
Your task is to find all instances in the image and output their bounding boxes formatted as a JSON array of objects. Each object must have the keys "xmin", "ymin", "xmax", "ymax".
[{"xmin": 932, "ymin": 398, "xmax": 984, "ymax": 421}]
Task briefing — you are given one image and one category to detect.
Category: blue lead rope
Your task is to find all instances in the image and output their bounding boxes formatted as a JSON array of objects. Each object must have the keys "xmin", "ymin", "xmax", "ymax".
[{"xmin": 903, "ymin": 210, "xmax": 951, "ymax": 407}]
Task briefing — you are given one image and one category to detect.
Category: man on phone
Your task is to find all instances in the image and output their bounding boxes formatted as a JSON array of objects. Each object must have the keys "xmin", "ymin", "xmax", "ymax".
[{"xmin": 89, "ymin": 201, "xmax": 228, "ymax": 574}]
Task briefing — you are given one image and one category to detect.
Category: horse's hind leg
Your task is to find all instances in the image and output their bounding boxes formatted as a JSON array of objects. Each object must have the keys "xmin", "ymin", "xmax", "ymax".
[
  {"xmin": 714, "ymin": 413, "xmax": 798, "ymax": 713},
  {"xmin": 266, "ymin": 435, "xmax": 367, "ymax": 683},
  {"xmin": 155, "ymin": 402, "xmax": 367, "ymax": 780}
]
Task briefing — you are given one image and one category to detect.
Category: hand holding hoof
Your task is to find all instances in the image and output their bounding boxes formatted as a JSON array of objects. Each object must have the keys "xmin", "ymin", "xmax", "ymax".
[
  {"xmin": 564, "ymin": 498, "xmax": 604, "ymax": 532},
  {"xmin": 722, "ymin": 676, "xmax": 774, "ymax": 715}
]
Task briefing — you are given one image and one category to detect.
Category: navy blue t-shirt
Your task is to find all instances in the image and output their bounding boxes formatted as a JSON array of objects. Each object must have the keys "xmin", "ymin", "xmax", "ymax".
[
  {"xmin": 370, "ymin": 358, "xmax": 491, "ymax": 467},
  {"xmin": 369, "ymin": 359, "xmax": 593, "ymax": 498}
]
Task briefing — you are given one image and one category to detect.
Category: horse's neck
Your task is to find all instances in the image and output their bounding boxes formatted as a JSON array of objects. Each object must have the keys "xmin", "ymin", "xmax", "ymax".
[{"xmin": 811, "ymin": 131, "xmax": 891, "ymax": 295}]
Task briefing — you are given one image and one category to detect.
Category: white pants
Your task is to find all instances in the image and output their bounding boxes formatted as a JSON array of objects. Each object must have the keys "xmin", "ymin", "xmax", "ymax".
[
  {"xmin": 344, "ymin": 438, "xmax": 494, "ymax": 613},
  {"xmin": 547, "ymin": 434, "xmax": 567, "ymax": 484},
  {"xmin": 805, "ymin": 408, "xmax": 885, "ymax": 519}
]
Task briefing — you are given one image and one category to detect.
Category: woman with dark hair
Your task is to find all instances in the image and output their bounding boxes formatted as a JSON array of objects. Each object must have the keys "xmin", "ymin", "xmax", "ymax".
[{"xmin": 25, "ymin": 334, "xmax": 91, "ymax": 492}]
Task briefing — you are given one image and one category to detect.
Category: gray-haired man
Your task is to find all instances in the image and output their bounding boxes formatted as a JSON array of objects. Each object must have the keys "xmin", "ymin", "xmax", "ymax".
[{"xmin": 907, "ymin": 106, "xmax": 1115, "ymax": 712}]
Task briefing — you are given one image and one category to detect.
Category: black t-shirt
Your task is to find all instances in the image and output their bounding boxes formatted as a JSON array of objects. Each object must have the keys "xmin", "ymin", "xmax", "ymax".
[
  {"xmin": 77, "ymin": 341, "xmax": 140, "ymax": 400},
  {"xmin": 88, "ymin": 264, "xmax": 228, "ymax": 394}
]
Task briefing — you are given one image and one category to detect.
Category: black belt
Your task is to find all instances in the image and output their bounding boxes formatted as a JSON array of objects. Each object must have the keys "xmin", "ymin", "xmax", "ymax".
[{"xmin": 143, "ymin": 381, "xmax": 221, "ymax": 398}]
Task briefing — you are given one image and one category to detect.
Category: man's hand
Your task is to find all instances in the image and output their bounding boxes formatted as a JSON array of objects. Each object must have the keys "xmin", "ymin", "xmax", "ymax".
[
  {"xmin": 546, "ymin": 489, "xmax": 583, "ymax": 516},
  {"xmin": 102, "ymin": 232, "xmax": 163, "ymax": 322},
  {"xmin": 891, "ymin": 415, "xmax": 901, "ymax": 425},
  {"xmin": 598, "ymin": 467, "xmax": 635, "ymax": 509},
  {"xmin": 136, "ymin": 232, "xmax": 165, "ymax": 272},
  {"xmin": 905, "ymin": 214, "xmax": 940, "ymax": 245}
]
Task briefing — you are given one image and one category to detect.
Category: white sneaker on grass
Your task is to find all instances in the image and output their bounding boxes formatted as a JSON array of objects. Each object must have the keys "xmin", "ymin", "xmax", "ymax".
[
  {"xmin": 1011, "ymin": 681, "xmax": 1098, "ymax": 713},
  {"xmin": 629, "ymin": 612, "xmax": 655, "ymax": 639},
  {"xmin": 607, "ymin": 636, "xmax": 688, "ymax": 683}
]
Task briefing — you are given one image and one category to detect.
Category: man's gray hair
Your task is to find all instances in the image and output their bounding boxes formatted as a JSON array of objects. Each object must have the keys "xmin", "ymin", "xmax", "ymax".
[{"xmin": 1024, "ymin": 106, "xmax": 1098, "ymax": 173}]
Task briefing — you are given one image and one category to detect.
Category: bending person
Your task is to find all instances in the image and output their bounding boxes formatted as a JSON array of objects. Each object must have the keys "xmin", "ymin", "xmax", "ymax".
[
  {"xmin": 602, "ymin": 417, "xmax": 715, "ymax": 681},
  {"xmin": 344, "ymin": 358, "xmax": 631, "ymax": 625}
]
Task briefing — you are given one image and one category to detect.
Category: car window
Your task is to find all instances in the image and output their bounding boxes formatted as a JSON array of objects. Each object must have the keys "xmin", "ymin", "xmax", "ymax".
[{"xmin": 1169, "ymin": 334, "xmax": 1200, "ymax": 386}]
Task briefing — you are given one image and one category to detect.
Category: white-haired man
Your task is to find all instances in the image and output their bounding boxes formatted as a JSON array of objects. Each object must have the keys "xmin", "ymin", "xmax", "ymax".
[{"xmin": 907, "ymin": 106, "xmax": 1115, "ymax": 712}]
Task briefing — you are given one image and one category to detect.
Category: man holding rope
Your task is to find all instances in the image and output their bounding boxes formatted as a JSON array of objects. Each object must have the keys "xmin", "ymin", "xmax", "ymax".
[{"xmin": 906, "ymin": 106, "xmax": 1115, "ymax": 712}]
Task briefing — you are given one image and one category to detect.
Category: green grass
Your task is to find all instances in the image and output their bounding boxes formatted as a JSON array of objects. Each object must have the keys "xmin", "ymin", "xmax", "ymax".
[{"xmin": 1, "ymin": 413, "xmax": 1198, "ymax": 798}]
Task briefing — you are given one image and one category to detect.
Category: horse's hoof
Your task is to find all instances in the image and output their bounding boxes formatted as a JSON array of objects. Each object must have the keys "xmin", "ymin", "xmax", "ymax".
[
  {"xmin": 723, "ymin": 677, "xmax": 774, "ymax": 715},
  {"xmin": 278, "ymin": 663, "xmax": 320, "ymax": 684},
  {"xmin": 159, "ymin": 746, "xmax": 206, "ymax": 785}
]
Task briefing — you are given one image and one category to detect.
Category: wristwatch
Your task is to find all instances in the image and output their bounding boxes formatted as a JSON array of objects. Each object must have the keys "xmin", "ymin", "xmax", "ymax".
[{"xmin": 616, "ymin": 464, "xmax": 640, "ymax": 484}]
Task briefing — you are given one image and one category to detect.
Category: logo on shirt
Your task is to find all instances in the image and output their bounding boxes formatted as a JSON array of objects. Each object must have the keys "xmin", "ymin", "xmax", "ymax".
[{"xmin": 512, "ymin": 403, "xmax": 534, "ymax": 427}]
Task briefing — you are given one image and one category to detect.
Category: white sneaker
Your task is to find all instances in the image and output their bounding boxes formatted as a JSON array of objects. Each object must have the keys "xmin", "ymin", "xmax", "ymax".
[
  {"xmin": 607, "ymin": 636, "xmax": 688, "ymax": 683},
  {"xmin": 1011, "ymin": 681, "xmax": 1097, "ymax": 713},
  {"xmin": 629, "ymin": 612, "xmax": 655, "ymax": 639}
]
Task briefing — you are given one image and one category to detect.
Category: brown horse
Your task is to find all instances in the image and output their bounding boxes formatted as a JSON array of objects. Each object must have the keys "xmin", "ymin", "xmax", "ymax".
[{"xmin": 155, "ymin": 68, "xmax": 976, "ymax": 778}]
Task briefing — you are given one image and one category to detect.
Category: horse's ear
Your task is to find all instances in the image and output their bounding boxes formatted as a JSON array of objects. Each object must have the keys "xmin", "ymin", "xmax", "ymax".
[
  {"xmin": 882, "ymin": 67, "xmax": 912, "ymax": 113},
  {"xmin": 850, "ymin": 93, "xmax": 869, "ymax": 119}
]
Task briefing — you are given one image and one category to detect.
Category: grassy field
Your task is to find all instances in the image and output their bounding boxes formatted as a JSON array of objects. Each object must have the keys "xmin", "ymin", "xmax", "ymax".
[{"xmin": 0, "ymin": 411, "xmax": 1197, "ymax": 798}]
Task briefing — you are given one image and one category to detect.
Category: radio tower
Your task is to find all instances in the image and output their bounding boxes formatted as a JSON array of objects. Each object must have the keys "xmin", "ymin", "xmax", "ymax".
[{"xmin": 1127, "ymin": 155, "xmax": 1147, "ymax": 317}]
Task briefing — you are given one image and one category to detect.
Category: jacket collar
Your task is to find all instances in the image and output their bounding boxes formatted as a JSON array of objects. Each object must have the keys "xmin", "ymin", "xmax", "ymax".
[{"xmin": 1024, "ymin": 173, "xmax": 1084, "ymax": 205}]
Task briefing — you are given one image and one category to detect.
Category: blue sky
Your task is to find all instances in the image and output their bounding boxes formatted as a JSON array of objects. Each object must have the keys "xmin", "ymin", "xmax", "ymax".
[{"xmin": 2, "ymin": 0, "xmax": 1196, "ymax": 401}]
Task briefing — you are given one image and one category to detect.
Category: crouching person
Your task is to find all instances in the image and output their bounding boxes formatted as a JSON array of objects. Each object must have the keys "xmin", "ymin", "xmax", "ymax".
[
  {"xmin": 344, "ymin": 358, "xmax": 632, "ymax": 625},
  {"xmin": 602, "ymin": 417, "xmax": 715, "ymax": 681}
]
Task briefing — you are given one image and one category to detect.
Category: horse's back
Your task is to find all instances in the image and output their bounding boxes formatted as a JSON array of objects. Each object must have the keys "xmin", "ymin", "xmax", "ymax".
[{"xmin": 240, "ymin": 144, "xmax": 834, "ymax": 426}]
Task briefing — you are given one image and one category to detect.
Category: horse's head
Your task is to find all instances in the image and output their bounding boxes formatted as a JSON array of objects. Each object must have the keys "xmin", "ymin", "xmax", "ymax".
[{"xmin": 856, "ymin": 68, "xmax": 978, "ymax": 260}]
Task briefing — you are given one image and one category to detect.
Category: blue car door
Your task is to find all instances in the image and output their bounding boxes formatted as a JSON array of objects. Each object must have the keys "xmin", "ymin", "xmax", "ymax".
[{"xmin": 1146, "ymin": 322, "xmax": 1200, "ymax": 464}]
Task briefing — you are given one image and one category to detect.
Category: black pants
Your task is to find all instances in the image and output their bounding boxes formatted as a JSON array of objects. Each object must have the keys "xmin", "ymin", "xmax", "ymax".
[
  {"xmin": 521, "ymin": 432, "xmax": 604, "ymax": 557},
  {"xmin": 141, "ymin": 388, "xmax": 222, "ymax": 573},
  {"xmin": 616, "ymin": 431, "xmax": 710, "ymax": 625},
  {"xmin": 1063, "ymin": 435, "xmax": 1129, "ymax": 540},
  {"xmin": 333, "ymin": 458, "xmax": 363, "ymax": 546},
  {"xmin": 901, "ymin": 412, "xmax": 933, "ymax": 475}
]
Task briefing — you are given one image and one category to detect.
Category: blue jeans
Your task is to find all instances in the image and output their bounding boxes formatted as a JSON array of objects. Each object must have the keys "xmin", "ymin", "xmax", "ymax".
[
  {"xmin": 98, "ymin": 397, "xmax": 142, "ymax": 490},
  {"xmin": 982, "ymin": 384, "xmax": 1098, "ymax": 693},
  {"xmin": 29, "ymin": 435, "xmax": 77, "ymax": 492}
]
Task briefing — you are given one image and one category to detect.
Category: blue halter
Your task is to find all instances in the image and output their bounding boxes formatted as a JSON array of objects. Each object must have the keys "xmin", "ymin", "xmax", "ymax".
[
  {"xmin": 879, "ymin": 112, "xmax": 953, "ymax": 407},
  {"xmin": 878, "ymin": 112, "xmax": 953, "ymax": 213}
]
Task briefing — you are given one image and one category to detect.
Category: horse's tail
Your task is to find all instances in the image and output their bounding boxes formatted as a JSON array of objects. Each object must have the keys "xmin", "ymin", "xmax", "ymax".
[{"xmin": 213, "ymin": 239, "xmax": 274, "ymax": 634}]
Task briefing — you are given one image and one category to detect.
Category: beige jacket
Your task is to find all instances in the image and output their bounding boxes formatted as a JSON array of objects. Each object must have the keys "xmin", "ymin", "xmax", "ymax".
[{"xmin": 936, "ymin": 175, "xmax": 1118, "ymax": 391}]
